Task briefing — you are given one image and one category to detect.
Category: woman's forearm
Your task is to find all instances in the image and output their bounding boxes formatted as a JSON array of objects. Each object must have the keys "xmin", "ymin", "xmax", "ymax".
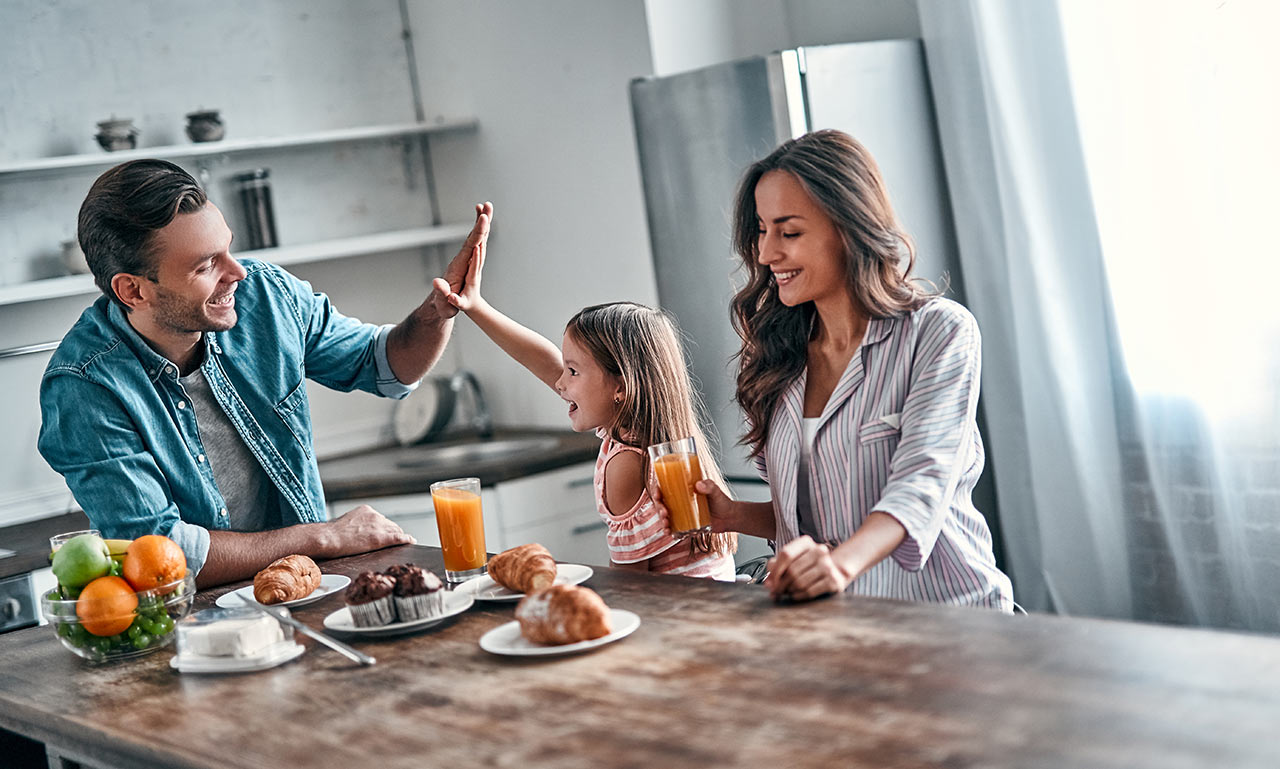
[
  {"xmin": 722, "ymin": 500, "xmax": 777, "ymax": 539},
  {"xmin": 829, "ymin": 511, "xmax": 907, "ymax": 582}
]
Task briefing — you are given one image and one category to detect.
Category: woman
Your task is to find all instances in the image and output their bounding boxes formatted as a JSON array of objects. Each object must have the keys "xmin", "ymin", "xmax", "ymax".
[{"xmin": 696, "ymin": 129, "xmax": 1013, "ymax": 609}]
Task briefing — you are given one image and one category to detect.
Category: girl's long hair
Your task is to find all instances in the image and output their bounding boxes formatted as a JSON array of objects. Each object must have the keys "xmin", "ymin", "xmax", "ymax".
[
  {"xmin": 567, "ymin": 302, "xmax": 736, "ymax": 557},
  {"xmin": 730, "ymin": 129, "xmax": 938, "ymax": 455}
]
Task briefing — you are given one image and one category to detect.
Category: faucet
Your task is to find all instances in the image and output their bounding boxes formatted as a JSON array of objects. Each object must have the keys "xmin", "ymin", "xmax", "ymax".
[{"xmin": 449, "ymin": 370, "xmax": 493, "ymax": 438}]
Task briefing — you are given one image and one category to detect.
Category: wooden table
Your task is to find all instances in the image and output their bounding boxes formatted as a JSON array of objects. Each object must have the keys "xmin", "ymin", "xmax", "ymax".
[{"xmin": 2, "ymin": 545, "xmax": 1279, "ymax": 769}]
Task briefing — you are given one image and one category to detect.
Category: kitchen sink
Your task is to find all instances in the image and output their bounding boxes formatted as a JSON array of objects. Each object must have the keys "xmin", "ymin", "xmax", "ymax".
[{"xmin": 393, "ymin": 436, "xmax": 562, "ymax": 469}]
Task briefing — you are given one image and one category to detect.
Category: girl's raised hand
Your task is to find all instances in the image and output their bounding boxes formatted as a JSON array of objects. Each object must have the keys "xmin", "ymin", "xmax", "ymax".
[
  {"xmin": 432, "ymin": 215, "xmax": 488, "ymax": 313},
  {"xmin": 432, "ymin": 202, "xmax": 491, "ymax": 316}
]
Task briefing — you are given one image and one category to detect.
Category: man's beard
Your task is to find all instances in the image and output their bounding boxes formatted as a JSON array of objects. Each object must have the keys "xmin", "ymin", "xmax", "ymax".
[{"xmin": 151, "ymin": 285, "xmax": 236, "ymax": 334}]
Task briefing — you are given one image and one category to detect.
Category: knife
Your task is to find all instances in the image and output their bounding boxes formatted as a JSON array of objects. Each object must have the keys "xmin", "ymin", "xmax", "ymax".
[{"xmin": 238, "ymin": 595, "xmax": 376, "ymax": 666}]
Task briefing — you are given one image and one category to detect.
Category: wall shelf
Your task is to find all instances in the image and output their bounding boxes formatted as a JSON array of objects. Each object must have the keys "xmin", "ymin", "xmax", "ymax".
[
  {"xmin": 0, "ymin": 118, "xmax": 478, "ymax": 178},
  {"xmin": 0, "ymin": 224, "xmax": 473, "ymax": 307}
]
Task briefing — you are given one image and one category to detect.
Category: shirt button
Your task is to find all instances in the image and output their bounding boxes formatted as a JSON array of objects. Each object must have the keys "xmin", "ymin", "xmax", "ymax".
[
  {"xmin": 167, "ymin": 366, "xmax": 176, "ymax": 376},
  {"xmin": 220, "ymin": 508, "xmax": 228, "ymax": 518},
  {"xmin": 177, "ymin": 401, "xmax": 186, "ymax": 410},
  {"xmin": 197, "ymin": 454, "xmax": 205, "ymax": 463}
]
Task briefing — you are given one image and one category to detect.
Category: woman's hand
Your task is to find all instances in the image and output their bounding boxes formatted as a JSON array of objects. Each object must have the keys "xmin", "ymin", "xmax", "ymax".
[
  {"xmin": 693, "ymin": 479, "xmax": 742, "ymax": 534},
  {"xmin": 431, "ymin": 202, "xmax": 492, "ymax": 316},
  {"xmin": 764, "ymin": 535, "xmax": 855, "ymax": 602}
]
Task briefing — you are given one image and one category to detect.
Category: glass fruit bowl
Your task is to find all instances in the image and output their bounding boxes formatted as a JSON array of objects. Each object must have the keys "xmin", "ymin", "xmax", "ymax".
[{"xmin": 41, "ymin": 572, "xmax": 197, "ymax": 663}]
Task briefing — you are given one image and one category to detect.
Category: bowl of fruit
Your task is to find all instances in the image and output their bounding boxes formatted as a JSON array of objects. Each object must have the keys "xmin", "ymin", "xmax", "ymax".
[{"xmin": 41, "ymin": 533, "xmax": 195, "ymax": 663}]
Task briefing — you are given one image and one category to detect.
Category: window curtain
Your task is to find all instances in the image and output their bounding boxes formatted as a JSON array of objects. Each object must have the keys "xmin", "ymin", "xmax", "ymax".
[
  {"xmin": 916, "ymin": 0, "xmax": 1133, "ymax": 619},
  {"xmin": 918, "ymin": 0, "xmax": 1279, "ymax": 632}
]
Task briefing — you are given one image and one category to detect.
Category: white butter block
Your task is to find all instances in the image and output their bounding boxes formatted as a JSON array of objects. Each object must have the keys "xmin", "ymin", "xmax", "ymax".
[{"xmin": 183, "ymin": 616, "xmax": 284, "ymax": 658}]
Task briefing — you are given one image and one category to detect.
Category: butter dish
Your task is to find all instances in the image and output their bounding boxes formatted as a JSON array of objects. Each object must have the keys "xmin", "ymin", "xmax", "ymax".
[{"xmin": 171, "ymin": 607, "xmax": 303, "ymax": 674}]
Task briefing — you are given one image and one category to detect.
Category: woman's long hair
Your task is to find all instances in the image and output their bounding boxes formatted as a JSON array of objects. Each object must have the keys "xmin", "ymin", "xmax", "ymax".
[
  {"xmin": 730, "ymin": 129, "xmax": 938, "ymax": 454},
  {"xmin": 567, "ymin": 303, "xmax": 736, "ymax": 556}
]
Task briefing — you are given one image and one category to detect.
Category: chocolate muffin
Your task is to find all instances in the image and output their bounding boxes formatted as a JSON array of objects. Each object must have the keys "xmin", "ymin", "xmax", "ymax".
[
  {"xmin": 344, "ymin": 571, "xmax": 396, "ymax": 627},
  {"xmin": 391, "ymin": 565, "xmax": 444, "ymax": 621}
]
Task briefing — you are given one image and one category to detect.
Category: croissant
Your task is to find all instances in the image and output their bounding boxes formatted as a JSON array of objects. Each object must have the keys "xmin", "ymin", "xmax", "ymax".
[
  {"xmin": 515, "ymin": 584, "xmax": 612, "ymax": 645},
  {"xmin": 488, "ymin": 543, "xmax": 557, "ymax": 594},
  {"xmin": 253, "ymin": 554, "xmax": 322, "ymax": 604}
]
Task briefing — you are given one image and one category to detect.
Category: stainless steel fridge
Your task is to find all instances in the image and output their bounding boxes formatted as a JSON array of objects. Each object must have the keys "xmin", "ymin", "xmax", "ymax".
[{"xmin": 630, "ymin": 40, "xmax": 966, "ymax": 481}]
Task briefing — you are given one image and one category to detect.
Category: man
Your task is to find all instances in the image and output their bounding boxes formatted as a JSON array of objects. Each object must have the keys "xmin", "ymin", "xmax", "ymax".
[{"xmin": 38, "ymin": 159, "xmax": 491, "ymax": 588}]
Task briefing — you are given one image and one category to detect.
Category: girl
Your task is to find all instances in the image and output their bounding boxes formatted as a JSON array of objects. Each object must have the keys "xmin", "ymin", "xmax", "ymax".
[{"xmin": 432, "ymin": 223, "xmax": 737, "ymax": 580}]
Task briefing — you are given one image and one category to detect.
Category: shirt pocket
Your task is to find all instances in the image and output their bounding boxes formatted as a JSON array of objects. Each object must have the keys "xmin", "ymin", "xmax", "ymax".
[
  {"xmin": 274, "ymin": 380, "xmax": 312, "ymax": 458},
  {"xmin": 858, "ymin": 413, "xmax": 902, "ymax": 445}
]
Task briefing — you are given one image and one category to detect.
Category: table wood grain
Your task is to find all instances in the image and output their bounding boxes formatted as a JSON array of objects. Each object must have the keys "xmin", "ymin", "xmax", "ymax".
[{"xmin": 2, "ymin": 545, "xmax": 1279, "ymax": 769}]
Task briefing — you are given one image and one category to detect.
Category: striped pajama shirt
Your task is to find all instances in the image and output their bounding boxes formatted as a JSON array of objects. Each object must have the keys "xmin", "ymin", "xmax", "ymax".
[{"xmin": 756, "ymin": 298, "xmax": 1014, "ymax": 610}]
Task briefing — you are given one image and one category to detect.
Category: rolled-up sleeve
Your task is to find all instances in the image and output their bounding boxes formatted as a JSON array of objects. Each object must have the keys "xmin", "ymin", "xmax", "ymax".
[
  {"xmin": 873, "ymin": 310, "xmax": 981, "ymax": 571},
  {"xmin": 373, "ymin": 323, "xmax": 418, "ymax": 398},
  {"xmin": 164, "ymin": 519, "xmax": 211, "ymax": 577}
]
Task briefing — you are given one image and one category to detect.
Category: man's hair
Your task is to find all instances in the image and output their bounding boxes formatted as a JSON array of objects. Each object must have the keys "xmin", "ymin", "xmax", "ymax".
[{"xmin": 78, "ymin": 159, "xmax": 208, "ymax": 309}]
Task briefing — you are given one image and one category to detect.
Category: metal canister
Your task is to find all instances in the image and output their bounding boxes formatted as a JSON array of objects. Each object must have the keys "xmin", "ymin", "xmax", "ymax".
[{"xmin": 235, "ymin": 169, "xmax": 278, "ymax": 250}]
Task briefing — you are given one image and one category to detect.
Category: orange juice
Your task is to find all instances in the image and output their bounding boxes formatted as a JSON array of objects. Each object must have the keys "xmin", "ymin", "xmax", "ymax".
[
  {"xmin": 653, "ymin": 452, "xmax": 711, "ymax": 534},
  {"xmin": 431, "ymin": 487, "xmax": 487, "ymax": 574}
]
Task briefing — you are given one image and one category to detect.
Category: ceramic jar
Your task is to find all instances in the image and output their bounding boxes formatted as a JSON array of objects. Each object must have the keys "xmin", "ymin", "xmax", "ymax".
[
  {"xmin": 185, "ymin": 110, "xmax": 225, "ymax": 143},
  {"xmin": 95, "ymin": 118, "xmax": 138, "ymax": 152}
]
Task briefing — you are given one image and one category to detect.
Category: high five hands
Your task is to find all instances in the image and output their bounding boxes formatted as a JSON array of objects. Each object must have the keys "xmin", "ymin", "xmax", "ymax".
[{"xmin": 432, "ymin": 202, "xmax": 493, "ymax": 316}]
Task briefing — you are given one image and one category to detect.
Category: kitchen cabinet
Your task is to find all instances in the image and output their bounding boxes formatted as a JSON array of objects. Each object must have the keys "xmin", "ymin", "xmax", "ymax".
[
  {"xmin": 330, "ymin": 461, "xmax": 608, "ymax": 567},
  {"xmin": 493, "ymin": 462, "xmax": 609, "ymax": 567}
]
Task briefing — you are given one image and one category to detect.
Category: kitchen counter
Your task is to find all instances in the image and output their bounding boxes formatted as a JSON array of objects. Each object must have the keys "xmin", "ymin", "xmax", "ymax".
[
  {"xmin": 3, "ymin": 545, "xmax": 1280, "ymax": 768},
  {"xmin": 318, "ymin": 427, "xmax": 599, "ymax": 501},
  {"xmin": 0, "ymin": 511, "xmax": 90, "ymax": 581}
]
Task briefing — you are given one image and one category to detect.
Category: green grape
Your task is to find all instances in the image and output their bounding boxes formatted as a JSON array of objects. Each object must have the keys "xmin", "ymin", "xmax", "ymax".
[
  {"xmin": 155, "ymin": 615, "xmax": 174, "ymax": 635},
  {"xmin": 57, "ymin": 622, "xmax": 74, "ymax": 639},
  {"xmin": 127, "ymin": 624, "xmax": 143, "ymax": 641},
  {"xmin": 68, "ymin": 623, "xmax": 90, "ymax": 646},
  {"xmin": 131, "ymin": 632, "xmax": 153, "ymax": 651}
]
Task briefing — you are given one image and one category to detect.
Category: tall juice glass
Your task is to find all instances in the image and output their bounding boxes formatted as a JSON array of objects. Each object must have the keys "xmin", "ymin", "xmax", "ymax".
[
  {"xmin": 430, "ymin": 477, "xmax": 487, "ymax": 582},
  {"xmin": 647, "ymin": 437, "xmax": 711, "ymax": 536}
]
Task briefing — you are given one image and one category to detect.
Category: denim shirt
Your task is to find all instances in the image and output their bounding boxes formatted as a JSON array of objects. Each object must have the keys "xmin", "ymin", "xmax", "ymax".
[{"xmin": 37, "ymin": 258, "xmax": 417, "ymax": 575}]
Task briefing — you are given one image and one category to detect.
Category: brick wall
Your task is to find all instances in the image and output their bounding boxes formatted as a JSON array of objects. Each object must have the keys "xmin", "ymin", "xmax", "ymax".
[{"xmin": 1119, "ymin": 395, "xmax": 1280, "ymax": 632}]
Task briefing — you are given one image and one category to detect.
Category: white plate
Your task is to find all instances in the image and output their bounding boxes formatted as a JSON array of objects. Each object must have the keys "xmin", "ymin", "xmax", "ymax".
[
  {"xmin": 453, "ymin": 563, "xmax": 594, "ymax": 602},
  {"xmin": 216, "ymin": 574, "xmax": 352, "ymax": 609},
  {"xmin": 322, "ymin": 590, "xmax": 474, "ymax": 637},
  {"xmin": 170, "ymin": 641, "xmax": 305, "ymax": 674},
  {"xmin": 479, "ymin": 609, "xmax": 640, "ymax": 657}
]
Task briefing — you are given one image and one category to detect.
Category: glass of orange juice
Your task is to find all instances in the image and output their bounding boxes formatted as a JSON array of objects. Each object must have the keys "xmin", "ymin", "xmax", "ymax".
[
  {"xmin": 647, "ymin": 437, "xmax": 711, "ymax": 536},
  {"xmin": 430, "ymin": 477, "xmax": 487, "ymax": 583}
]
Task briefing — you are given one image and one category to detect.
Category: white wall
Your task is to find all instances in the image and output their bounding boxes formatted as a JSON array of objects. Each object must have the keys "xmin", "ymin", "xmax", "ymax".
[
  {"xmin": 0, "ymin": 0, "xmax": 446, "ymax": 525},
  {"xmin": 644, "ymin": 0, "xmax": 920, "ymax": 75},
  {"xmin": 404, "ymin": 0, "xmax": 661, "ymax": 429},
  {"xmin": 1, "ymin": 0, "xmax": 923, "ymax": 527}
]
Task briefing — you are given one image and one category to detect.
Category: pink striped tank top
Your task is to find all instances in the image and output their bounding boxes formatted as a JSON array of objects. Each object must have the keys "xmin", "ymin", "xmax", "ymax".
[{"xmin": 593, "ymin": 430, "xmax": 735, "ymax": 581}]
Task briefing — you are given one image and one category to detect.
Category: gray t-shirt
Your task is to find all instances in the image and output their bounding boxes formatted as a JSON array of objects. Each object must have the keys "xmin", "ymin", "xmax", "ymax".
[{"xmin": 179, "ymin": 368, "xmax": 279, "ymax": 531}]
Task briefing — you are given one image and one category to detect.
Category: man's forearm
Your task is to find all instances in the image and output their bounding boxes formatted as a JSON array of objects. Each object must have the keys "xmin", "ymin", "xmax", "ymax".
[
  {"xmin": 197, "ymin": 525, "xmax": 334, "ymax": 589},
  {"xmin": 386, "ymin": 298, "xmax": 454, "ymax": 384}
]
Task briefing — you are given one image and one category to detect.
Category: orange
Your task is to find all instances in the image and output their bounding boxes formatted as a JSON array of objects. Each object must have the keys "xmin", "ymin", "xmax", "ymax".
[
  {"xmin": 122, "ymin": 535, "xmax": 187, "ymax": 591},
  {"xmin": 76, "ymin": 576, "xmax": 138, "ymax": 637}
]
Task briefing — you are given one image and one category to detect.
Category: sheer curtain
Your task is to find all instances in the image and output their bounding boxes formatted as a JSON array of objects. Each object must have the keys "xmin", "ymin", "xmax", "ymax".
[
  {"xmin": 918, "ymin": 0, "xmax": 1279, "ymax": 631},
  {"xmin": 1059, "ymin": 1, "xmax": 1280, "ymax": 631}
]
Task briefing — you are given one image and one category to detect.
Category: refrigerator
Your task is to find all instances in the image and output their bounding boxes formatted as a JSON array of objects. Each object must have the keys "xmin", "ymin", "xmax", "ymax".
[{"xmin": 630, "ymin": 40, "xmax": 965, "ymax": 481}]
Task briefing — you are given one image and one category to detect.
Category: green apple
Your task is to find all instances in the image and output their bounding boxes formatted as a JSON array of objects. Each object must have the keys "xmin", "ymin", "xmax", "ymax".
[{"xmin": 51, "ymin": 534, "xmax": 112, "ymax": 589}]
